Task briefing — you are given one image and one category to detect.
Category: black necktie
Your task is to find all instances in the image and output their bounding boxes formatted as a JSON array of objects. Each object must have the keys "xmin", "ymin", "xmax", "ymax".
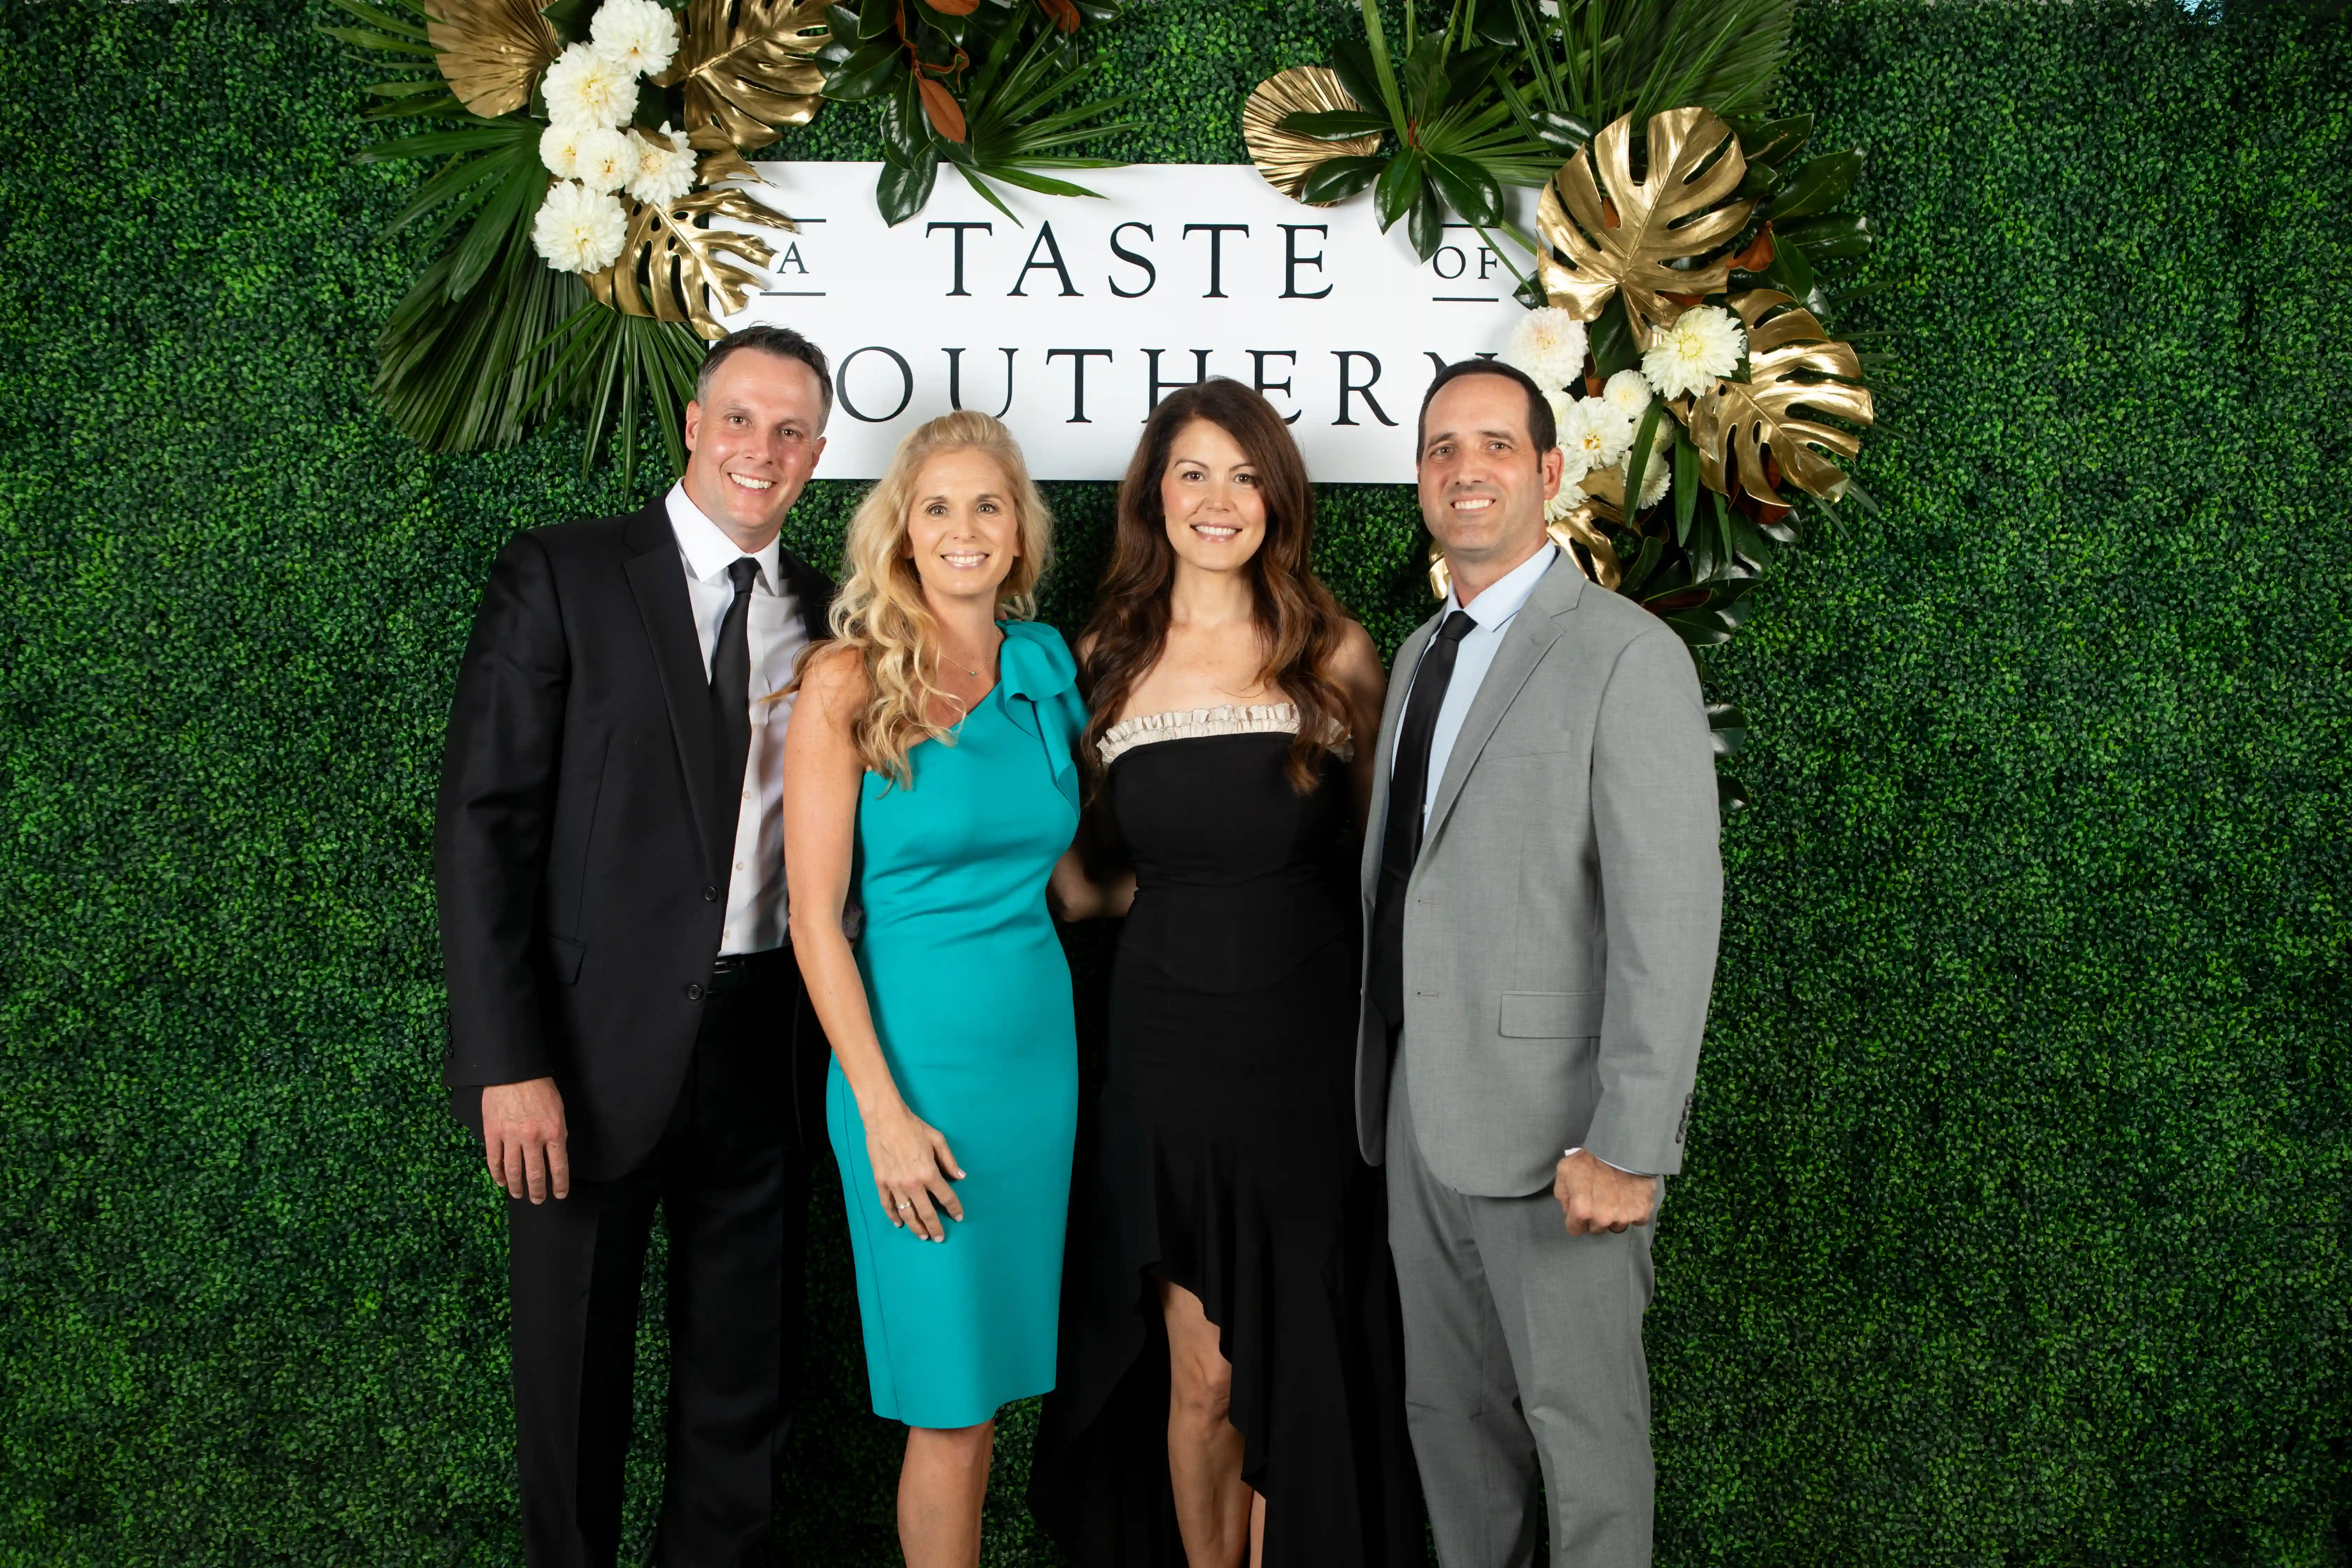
[
  {"xmin": 709, "ymin": 556, "xmax": 762, "ymax": 864},
  {"xmin": 1368, "ymin": 609, "xmax": 1477, "ymax": 1029}
]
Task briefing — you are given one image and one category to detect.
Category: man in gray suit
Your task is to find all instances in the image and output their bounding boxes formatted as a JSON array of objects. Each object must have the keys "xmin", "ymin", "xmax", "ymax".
[{"xmin": 1359, "ymin": 358, "xmax": 1722, "ymax": 1567}]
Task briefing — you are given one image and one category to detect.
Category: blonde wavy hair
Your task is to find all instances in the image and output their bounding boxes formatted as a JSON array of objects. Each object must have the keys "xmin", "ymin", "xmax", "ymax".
[{"xmin": 802, "ymin": 410, "xmax": 1054, "ymax": 788}]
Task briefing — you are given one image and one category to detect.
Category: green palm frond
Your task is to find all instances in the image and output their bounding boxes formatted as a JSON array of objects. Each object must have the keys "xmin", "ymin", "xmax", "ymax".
[{"xmin": 527, "ymin": 306, "xmax": 706, "ymax": 488}]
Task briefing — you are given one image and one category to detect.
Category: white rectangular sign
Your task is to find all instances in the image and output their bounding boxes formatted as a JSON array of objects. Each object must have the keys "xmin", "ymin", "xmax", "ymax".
[{"xmin": 723, "ymin": 162, "xmax": 1531, "ymax": 483}]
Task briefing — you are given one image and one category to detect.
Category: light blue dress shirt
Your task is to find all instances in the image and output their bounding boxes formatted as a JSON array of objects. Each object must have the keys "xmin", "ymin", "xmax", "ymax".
[{"xmin": 1402, "ymin": 542, "xmax": 1560, "ymax": 831}]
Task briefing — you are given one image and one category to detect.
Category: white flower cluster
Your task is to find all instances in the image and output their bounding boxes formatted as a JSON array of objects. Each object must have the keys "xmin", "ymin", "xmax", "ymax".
[
  {"xmin": 531, "ymin": 0, "xmax": 688, "ymax": 275},
  {"xmin": 1498, "ymin": 308, "xmax": 1670, "ymax": 522}
]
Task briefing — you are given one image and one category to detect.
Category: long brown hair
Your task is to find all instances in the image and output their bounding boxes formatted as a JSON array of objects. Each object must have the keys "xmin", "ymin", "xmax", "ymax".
[{"xmin": 1078, "ymin": 378, "xmax": 1351, "ymax": 793}]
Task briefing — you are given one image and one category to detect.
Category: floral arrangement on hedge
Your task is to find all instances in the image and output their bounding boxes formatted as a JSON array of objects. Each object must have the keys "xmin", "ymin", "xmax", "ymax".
[
  {"xmin": 1242, "ymin": 0, "xmax": 1888, "ymax": 809},
  {"xmin": 326, "ymin": 0, "xmax": 1128, "ymax": 481}
]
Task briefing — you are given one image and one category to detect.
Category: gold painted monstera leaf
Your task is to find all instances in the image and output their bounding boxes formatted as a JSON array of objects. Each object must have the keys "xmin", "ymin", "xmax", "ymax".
[
  {"xmin": 425, "ymin": 0, "xmax": 560, "ymax": 117},
  {"xmin": 590, "ymin": 182, "xmax": 794, "ymax": 340},
  {"xmin": 1686, "ymin": 290, "xmax": 1873, "ymax": 504},
  {"xmin": 656, "ymin": 0, "xmax": 831, "ymax": 154},
  {"xmin": 1538, "ymin": 106, "xmax": 1755, "ymax": 348},
  {"xmin": 1242, "ymin": 67, "xmax": 1381, "ymax": 203}
]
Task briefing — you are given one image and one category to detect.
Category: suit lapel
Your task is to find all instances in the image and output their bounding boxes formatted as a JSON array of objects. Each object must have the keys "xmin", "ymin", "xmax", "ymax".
[
  {"xmin": 1421, "ymin": 554, "xmax": 1583, "ymax": 850},
  {"xmin": 1362, "ymin": 614, "xmax": 1438, "ymax": 908},
  {"xmin": 623, "ymin": 502, "xmax": 723, "ymax": 878}
]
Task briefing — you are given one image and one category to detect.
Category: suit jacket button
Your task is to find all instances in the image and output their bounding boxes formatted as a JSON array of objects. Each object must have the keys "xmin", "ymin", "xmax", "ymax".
[
  {"xmin": 702, "ymin": 885, "xmax": 720, "ymax": 902},
  {"xmin": 685, "ymin": 982, "xmax": 705, "ymax": 1001}
]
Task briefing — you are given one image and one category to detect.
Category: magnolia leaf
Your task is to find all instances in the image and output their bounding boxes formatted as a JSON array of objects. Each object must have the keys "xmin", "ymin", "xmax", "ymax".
[
  {"xmin": 1686, "ymin": 289, "xmax": 1873, "ymax": 504},
  {"xmin": 917, "ymin": 75, "xmax": 967, "ymax": 142},
  {"xmin": 588, "ymin": 186, "xmax": 793, "ymax": 340},
  {"xmin": 657, "ymin": 0, "xmax": 831, "ymax": 154},
  {"xmin": 1243, "ymin": 67, "xmax": 1381, "ymax": 204},
  {"xmin": 1537, "ymin": 106, "xmax": 1755, "ymax": 348},
  {"xmin": 423, "ymin": 0, "xmax": 559, "ymax": 117}
]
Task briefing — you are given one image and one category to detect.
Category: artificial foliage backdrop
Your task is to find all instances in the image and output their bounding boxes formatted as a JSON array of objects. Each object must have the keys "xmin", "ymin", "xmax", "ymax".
[{"xmin": 2, "ymin": 0, "xmax": 2347, "ymax": 1563}]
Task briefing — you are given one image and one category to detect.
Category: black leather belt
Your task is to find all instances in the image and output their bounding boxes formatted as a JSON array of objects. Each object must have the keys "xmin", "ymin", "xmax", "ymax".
[{"xmin": 708, "ymin": 944, "xmax": 793, "ymax": 993}]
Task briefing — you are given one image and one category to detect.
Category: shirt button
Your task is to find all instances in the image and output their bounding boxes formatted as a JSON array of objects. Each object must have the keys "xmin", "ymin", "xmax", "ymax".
[
  {"xmin": 702, "ymin": 885, "xmax": 719, "ymax": 902},
  {"xmin": 734, "ymin": 861, "xmax": 744, "ymax": 872},
  {"xmin": 684, "ymin": 982, "xmax": 705, "ymax": 1002}
]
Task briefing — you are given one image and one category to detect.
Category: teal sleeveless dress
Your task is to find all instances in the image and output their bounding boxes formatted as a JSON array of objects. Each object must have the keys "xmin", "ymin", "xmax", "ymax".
[{"xmin": 826, "ymin": 619, "xmax": 1085, "ymax": 1430}]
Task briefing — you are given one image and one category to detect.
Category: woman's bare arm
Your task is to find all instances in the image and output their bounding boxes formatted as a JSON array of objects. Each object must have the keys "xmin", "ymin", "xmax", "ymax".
[{"xmin": 783, "ymin": 647, "xmax": 965, "ymax": 1242}]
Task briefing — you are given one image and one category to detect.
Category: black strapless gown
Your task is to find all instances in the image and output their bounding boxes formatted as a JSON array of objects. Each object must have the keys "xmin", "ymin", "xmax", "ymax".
[{"xmin": 1031, "ymin": 722, "xmax": 1424, "ymax": 1567}]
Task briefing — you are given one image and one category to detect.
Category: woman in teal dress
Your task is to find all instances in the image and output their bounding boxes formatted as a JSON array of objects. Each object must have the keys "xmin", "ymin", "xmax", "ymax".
[{"xmin": 782, "ymin": 410, "xmax": 1089, "ymax": 1568}]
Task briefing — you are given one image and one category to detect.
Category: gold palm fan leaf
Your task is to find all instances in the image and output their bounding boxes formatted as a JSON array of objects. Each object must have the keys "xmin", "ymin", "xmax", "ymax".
[
  {"xmin": 425, "ymin": 0, "xmax": 560, "ymax": 117},
  {"xmin": 1538, "ymin": 106, "xmax": 1755, "ymax": 348},
  {"xmin": 589, "ymin": 183, "xmax": 794, "ymax": 340},
  {"xmin": 655, "ymin": 0, "xmax": 831, "ymax": 155},
  {"xmin": 1242, "ymin": 67, "xmax": 1381, "ymax": 203},
  {"xmin": 1686, "ymin": 289, "xmax": 1874, "ymax": 504}
]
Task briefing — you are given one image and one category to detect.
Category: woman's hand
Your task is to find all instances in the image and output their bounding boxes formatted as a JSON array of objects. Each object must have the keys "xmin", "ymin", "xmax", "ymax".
[
  {"xmin": 1049, "ymin": 842, "xmax": 1135, "ymax": 921},
  {"xmin": 864, "ymin": 1099, "xmax": 966, "ymax": 1241}
]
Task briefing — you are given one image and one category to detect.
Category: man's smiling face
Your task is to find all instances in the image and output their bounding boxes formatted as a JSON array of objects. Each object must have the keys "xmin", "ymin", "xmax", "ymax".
[
  {"xmin": 1415, "ymin": 371, "xmax": 1563, "ymax": 581},
  {"xmin": 681, "ymin": 349, "xmax": 829, "ymax": 552}
]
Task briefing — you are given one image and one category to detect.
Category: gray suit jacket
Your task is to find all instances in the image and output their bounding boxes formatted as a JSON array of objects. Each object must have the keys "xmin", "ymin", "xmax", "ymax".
[{"xmin": 1355, "ymin": 552, "xmax": 1723, "ymax": 1195}]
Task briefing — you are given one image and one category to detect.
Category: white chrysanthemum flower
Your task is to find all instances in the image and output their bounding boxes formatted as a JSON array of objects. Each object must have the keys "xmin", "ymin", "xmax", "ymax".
[
  {"xmin": 1545, "ymin": 475, "xmax": 1588, "ymax": 522},
  {"xmin": 1559, "ymin": 396, "xmax": 1634, "ymax": 474},
  {"xmin": 1603, "ymin": 368, "xmax": 1652, "ymax": 419},
  {"xmin": 590, "ymin": 0, "xmax": 680, "ymax": 78},
  {"xmin": 543, "ymin": 42, "xmax": 637, "ymax": 128},
  {"xmin": 572, "ymin": 125, "xmax": 640, "ymax": 194},
  {"xmin": 532, "ymin": 180, "xmax": 628, "ymax": 273},
  {"xmin": 1642, "ymin": 304, "xmax": 1745, "ymax": 401},
  {"xmin": 626, "ymin": 123, "xmax": 695, "ymax": 206},
  {"xmin": 539, "ymin": 120, "xmax": 588, "ymax": 180},
  {"xmin": 1499, "ymin": 307, "xmax": 1589, "ymax": 392}
]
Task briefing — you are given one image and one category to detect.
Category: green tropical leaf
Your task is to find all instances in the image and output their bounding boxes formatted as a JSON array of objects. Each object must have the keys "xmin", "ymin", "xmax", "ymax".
[
  {"xmin": 1329, "ymin": 38, "xmax": 1391, "ymax": 122},
  {"xmin": 527, "ymin": 301, "xmax": 705, "ymax": 487},
  {"xmin": 1408, "ymin": 177, "xmax": 1446, "ymax": 259},
  {"xmin": 1300, "ymin": 154, "xmax": 1385, "ymax": 204},
  {"xmin": 822, "ymin": 35, "xmax": 903, "ymax": 100},
  {"xmin": 1426, "ymin": 152, "xmax": 1503, "ymax": 227},
  {"xmin": 878, "ymin": 146, "xmax": 943, "ymax": 224},
  {"xmin": 1374, "ymin": 147, "xmax": 1423, "ymax": 231},
  {"xmin": 1770, "ymin": 149, "xmax": 1863, "ymax": 221}
]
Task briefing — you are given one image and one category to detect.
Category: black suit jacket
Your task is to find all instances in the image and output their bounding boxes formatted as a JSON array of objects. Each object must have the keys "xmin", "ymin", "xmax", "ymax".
[{"xmin": 433, "ymin": 498, "xmax": 835, "ymax": 1181}]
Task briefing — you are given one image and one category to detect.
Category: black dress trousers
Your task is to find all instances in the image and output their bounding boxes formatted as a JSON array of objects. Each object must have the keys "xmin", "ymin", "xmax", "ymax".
[{"xmin": 505, "ymin": 954, "xmax": 812, "ymax": 1568}]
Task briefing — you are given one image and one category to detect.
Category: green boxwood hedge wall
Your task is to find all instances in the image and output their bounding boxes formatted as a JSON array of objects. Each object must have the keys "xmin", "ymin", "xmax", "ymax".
[{"xmin": 3, "ymin": 0, "xmax": 2346, "ymax": 1563}]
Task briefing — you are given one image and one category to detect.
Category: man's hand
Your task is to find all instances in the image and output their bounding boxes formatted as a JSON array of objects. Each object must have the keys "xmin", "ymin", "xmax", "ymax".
[
  {"xmin": 483, "ymin": 1078, "xmax": 570, "ymax": 1203},
  {"xmin": 1553, "ymin": 1148, "xmax": 1656, "ymax": 1236}
]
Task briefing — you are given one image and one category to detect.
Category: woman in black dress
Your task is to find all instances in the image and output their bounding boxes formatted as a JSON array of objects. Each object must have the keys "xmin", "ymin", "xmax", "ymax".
[{"xmin": 1035, "ymin": 379, "xmax": 1422, "ymax": 1567}]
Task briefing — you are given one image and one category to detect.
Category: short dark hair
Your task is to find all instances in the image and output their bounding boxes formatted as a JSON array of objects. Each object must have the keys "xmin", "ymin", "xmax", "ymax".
[
  {"xmin": 697, "ymin": 325, "xmax": 833, "ymax": 429},
  {"xmin": 1416, "ymin": 357, "xmax": 1556, "ymax": 456}
]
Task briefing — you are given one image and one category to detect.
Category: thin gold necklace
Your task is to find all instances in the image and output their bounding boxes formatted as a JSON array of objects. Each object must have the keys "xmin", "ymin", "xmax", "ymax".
[{"xmin": 941, "ymin": 636, "xmax": 996, "ymax": 680}]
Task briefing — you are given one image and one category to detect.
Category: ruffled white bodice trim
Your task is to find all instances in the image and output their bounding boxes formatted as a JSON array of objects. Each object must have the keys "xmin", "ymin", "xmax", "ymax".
[{"xmin": 1096, "ymin": 702, "xmax": 1351, "ymax": 765}]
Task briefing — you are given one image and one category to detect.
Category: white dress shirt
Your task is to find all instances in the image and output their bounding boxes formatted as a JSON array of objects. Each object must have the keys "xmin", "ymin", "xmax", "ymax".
[
  {"xmin": 1392, "ymin": 541, "xmax": 1650, "ymax": 1179},
  {"xmin": 666, "ymin": 482, "xmax": 810, "ymax": 956}
]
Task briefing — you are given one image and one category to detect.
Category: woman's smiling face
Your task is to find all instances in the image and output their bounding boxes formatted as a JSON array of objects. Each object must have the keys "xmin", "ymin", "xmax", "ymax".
[
  {"xmin": 1159, "ymin": 418, "xmax": 1268, "ymax": 575},
  {"xmin": 903, "ymin": 446, "xmax": 1021, "ymax": 608}
]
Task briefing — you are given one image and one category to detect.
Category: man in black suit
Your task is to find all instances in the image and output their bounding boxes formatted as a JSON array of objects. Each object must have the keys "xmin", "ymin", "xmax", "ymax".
[{"xmin": 434, "ymin": 325, "xmax": 837, "ymax": 1567}]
